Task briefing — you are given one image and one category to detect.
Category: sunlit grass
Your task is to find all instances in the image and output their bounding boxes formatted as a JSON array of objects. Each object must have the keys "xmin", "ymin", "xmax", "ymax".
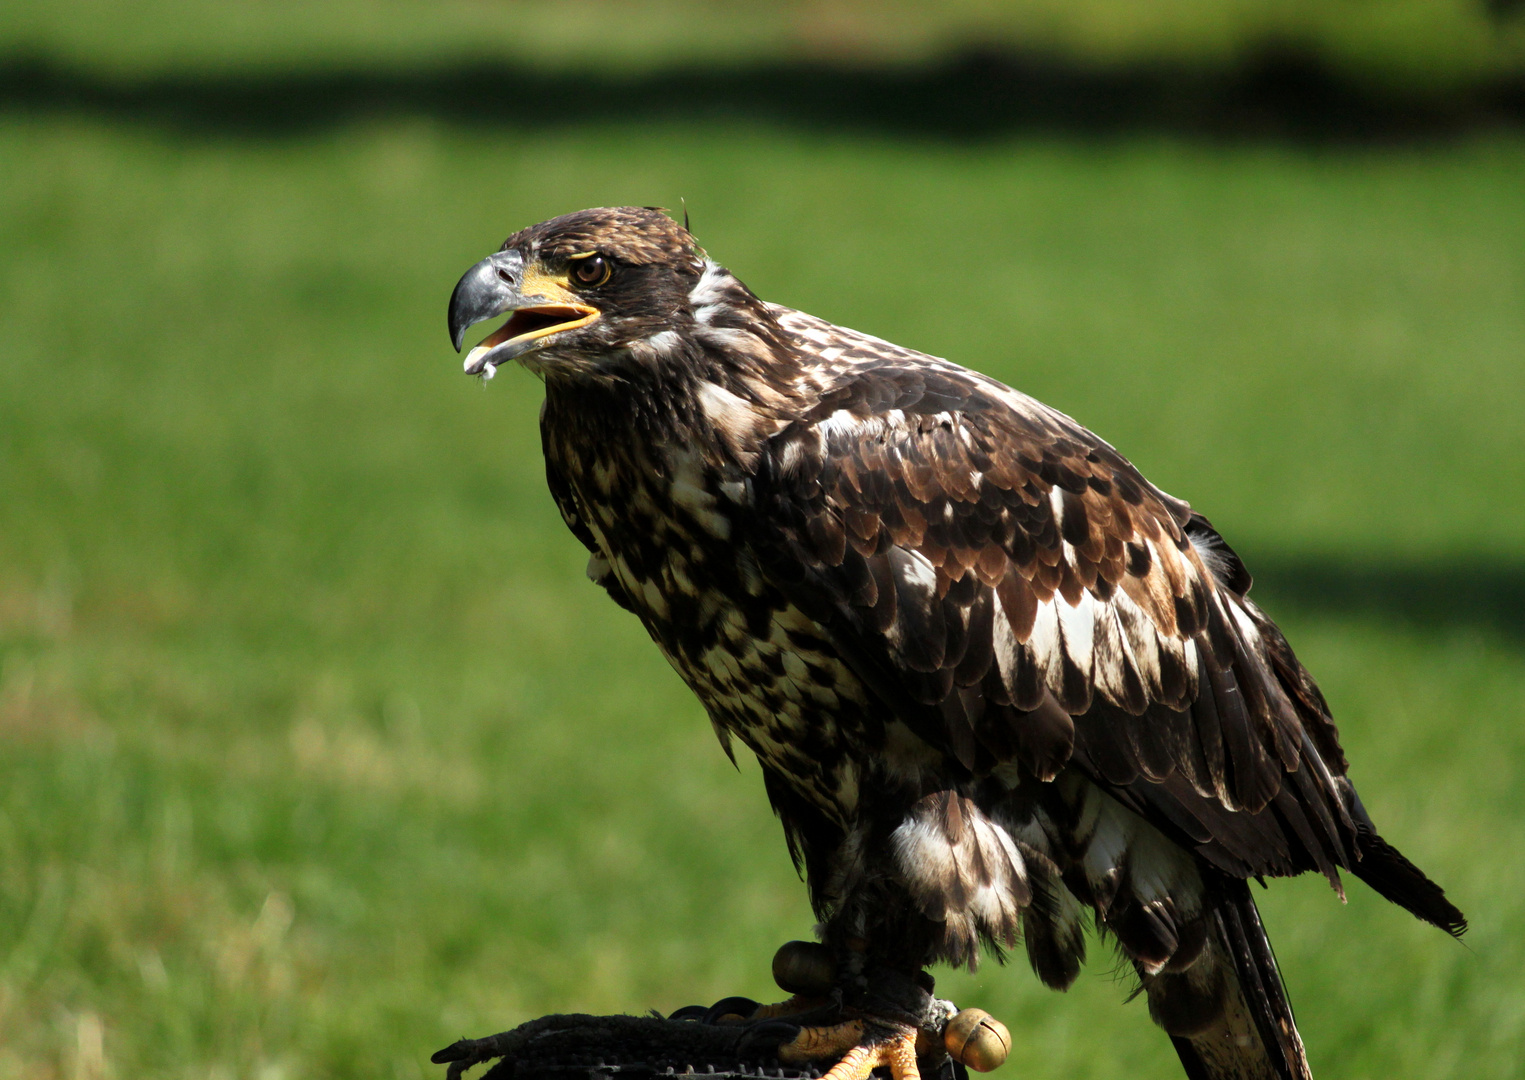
[
  {"xmin": 1, "ymin": 118, "xmax": 1521, "ymax": 1078},
  {"xmin": 2, "ymin": 0, "xmax": 1518, "ymax": 85}
]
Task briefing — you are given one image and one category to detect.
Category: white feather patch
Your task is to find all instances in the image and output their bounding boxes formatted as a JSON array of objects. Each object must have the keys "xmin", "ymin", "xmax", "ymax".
[
  {"xmin": 1076, "ymin": 781, "xmax": 1203, "ymax": 917},
  {"xmin": 1055, "ymin": 588, "xmax": 1096, "ymax": 677},
  {"xmin": 688, "ymin": 260, "xmax": 732, "ymax": 308},
  {"xmin": 636, "ymin": 329, "xmax": 683, "ymax": 357},
  {"xmin": 1090, "ymin": 602, "xmax": 1135, "ymax": 710},
  {"xmin": 894, "ymin": 546, "xmax": 939, "ymax": 592},
  {"xmin": 1112, "ymin": 589, "xmax": 1164, "ymax": 697},
  {"xmin": 816, "ymin": 408, "xmax": 862, "ymax": 441},
  {"xmin": 1026, "ymin": 598, "xmax": 1061, "ymax": 683},
  {"xmin": 696, "ymin": 380, "xmax": 757, "ymax": 450},
  {"xmin": 891, "ymin": 796, "xmax": 1028, "ymax": 952}
]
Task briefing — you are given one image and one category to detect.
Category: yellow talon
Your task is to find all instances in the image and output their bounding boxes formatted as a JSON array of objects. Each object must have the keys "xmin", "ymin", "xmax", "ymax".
[
  {"xmin": 778, "ymin": 1023, "xmax": 922, "ymax": 1080},
  {"xmin": 777, "ymin": 1020, "xmax": 868, "ymax": 1063},
  {"xmin": 821, "ymin": 1032, "xmax": 921, "ymax": 1080}
]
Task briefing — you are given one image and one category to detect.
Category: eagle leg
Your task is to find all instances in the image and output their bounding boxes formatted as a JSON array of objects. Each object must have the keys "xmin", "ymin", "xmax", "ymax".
[
  {"xmin": 691, "ymin": 945, "xmax": 1008, "ymax": 1078},
  {"xmin": 779, "ymin": 1020, "xmax": 923, "ymax": 1080}
]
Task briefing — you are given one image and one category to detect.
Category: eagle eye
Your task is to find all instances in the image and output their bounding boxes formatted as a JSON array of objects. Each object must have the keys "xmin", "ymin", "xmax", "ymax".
[{"xmin": 569, "ymin": 255, "xmax": 610, "ymax": 288}]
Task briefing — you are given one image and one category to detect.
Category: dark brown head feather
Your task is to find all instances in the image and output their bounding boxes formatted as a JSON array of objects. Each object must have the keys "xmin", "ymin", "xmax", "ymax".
[{"xmin": 503, "ymin": 206, "xmax": 704, "ymax": 266}]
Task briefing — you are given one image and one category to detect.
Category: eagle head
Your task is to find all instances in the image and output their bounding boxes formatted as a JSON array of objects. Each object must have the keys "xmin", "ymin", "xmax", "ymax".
[{"xmin": 448, "ymin": 207, "xmax": 706, "ymax": 379}]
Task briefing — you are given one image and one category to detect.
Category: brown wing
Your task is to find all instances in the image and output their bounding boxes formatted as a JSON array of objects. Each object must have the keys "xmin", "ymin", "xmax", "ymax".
[{"xmin": 745, "ymin": 328, "xmax": 1412, "ymax": 901}]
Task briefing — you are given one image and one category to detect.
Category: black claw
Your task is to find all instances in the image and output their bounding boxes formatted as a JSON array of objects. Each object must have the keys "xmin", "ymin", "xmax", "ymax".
[
  {"xmin": 432, "ymin": 1038, "xmax": 484, "ymax": 1065},
  {"xmin": 736, "ymin": 1019, "xmax": 803, "ymax": 1058},
  {"xmin": 432, "ymin": 1031, "xmax": 515, "ymax": 1077},
  {"xmin": 667, "ymin": 1005, "xmax": 712, "ymax": 1022},
  {"xmin": 704, "ymin": 996, "xmax": 762, "ymax": 1024}
]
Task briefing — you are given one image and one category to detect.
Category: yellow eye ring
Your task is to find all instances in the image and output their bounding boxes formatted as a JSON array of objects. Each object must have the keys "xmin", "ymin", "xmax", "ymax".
[{"xmin": 569, "ymin": 254, "xmax": 610, "ymax": 288}]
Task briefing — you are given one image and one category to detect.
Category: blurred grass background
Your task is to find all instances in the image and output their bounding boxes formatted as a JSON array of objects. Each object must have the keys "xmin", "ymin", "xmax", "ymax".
[
  {"xmin": 2, "ymin": 3, "xmax": 1524, "ymax": 1079},
  {"xmin": 3, "ymin": 0, "xmax": 1524, "ymax": 85}
]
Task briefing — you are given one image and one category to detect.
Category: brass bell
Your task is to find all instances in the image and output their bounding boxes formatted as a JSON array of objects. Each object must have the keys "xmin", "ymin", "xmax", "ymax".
[
  {"xmin": 770, "ymin": 940, "xmax": 837, "ymax": 997},
  {"xmin": 944, "ymin": 1008, "xmax": 1011, "ymax": 1072}
]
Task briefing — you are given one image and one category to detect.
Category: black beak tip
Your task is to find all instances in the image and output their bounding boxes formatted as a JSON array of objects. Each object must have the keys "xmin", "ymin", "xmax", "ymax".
[
  {"xmin": 448, "ymin": 249, "xmax": 522, "ymax": 357},
  {"xmin": 447, "ymin": 277, "xmax": 471, "ymax": 352}
]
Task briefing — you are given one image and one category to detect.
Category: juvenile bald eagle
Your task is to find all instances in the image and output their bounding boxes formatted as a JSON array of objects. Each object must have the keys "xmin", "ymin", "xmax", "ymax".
[{"xmin": 447, "ymin": 207, "xmax": 1463, "ymax": 1080}]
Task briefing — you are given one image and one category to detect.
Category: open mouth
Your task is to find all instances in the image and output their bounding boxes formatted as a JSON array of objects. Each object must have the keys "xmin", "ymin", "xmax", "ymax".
[{"xmin": 463, "ymin": 304, "xmax": 599, "ymax": 376}]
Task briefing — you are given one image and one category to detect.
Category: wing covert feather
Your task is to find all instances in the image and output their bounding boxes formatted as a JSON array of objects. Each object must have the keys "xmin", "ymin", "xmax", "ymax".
[{"xmin": 745, "ymin": 343, "xmax": 1355, "ymax": 883}]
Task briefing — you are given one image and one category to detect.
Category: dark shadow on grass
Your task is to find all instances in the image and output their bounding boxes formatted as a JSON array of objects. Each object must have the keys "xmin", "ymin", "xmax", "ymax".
[
  {"xmin": 1250, "ymin": 556, "xmax": 1525, "ymax": 641},
  {"xmin": 2, "ymin": 46, "xmax": 1523, "ymax": 141}
]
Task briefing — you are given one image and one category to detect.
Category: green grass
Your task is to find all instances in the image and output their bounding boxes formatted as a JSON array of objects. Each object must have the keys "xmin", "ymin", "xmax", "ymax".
[
  {"xmin": 2, "ymin": 115, "xmax": 1524, "ymax": 1080},
  {"xmin": 3, "ymin": 0, "xmax": 1522, "ymax": 87}
]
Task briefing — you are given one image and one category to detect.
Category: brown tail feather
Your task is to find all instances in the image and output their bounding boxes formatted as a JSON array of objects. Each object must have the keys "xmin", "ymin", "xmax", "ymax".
[
  {"xmin": 1338, "ymin": 781, "xmax": 1467, "ymax": 936},
  {"xmin": 1350, "ymin": 825, "xmax": 1466, "ymax": 936},
  {"xmin": 1144, "ymin": 881, "xmax": 1310, "ymax": 1080}
]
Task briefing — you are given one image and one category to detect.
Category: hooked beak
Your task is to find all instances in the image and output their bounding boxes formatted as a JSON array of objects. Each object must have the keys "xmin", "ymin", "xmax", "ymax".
[{"xmin": 447, "ymin": 250, "xmax": 599, "ymax": 376}]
